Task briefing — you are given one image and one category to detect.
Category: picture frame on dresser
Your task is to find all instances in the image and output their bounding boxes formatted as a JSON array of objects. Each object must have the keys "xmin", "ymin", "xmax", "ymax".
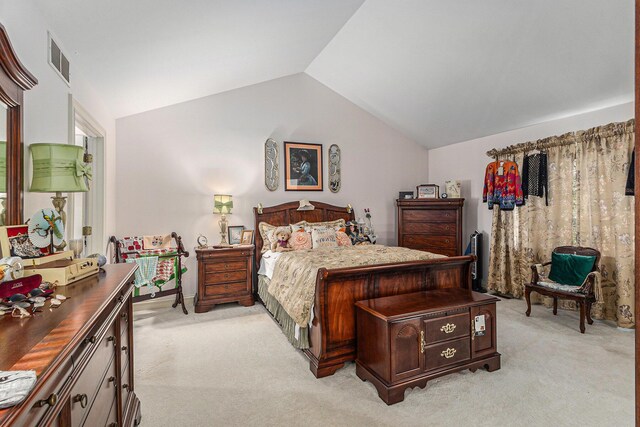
[
  {"xmin": 240, "ymin": 230, "xmax": 254, "ymax": 245},
  {"xmin": 228, "ymin": 226, "xmax": 244, "ymax": 245},
  {"xmin": 416, "ymin": 184, "xmax": 439, "ymax": 199}
]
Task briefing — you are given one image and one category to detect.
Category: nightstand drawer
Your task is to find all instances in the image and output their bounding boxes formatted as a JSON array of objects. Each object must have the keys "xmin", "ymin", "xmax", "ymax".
[
  {"xmin": 204, "ymin": 281, "xmax": 248, "ymax": 297},
  {"xmin": 424, "ymin": 312, "xmax": 470, "ymax": 344},
  {"xmin": 205, "ymin": 269, "xmax": 247, "ymax": 284},
  {"xmin": 205, "ymin": 259, "xmax": 246, "ymax": 273}
]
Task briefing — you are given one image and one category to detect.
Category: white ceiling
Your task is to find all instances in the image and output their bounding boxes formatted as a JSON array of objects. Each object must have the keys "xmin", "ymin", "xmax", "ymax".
[
  {"xmin": 34, "ymin": 0, "xmax": 633, "ymax": 148},
  {"xmin": 307, "ymin": 0, "xmax": 634, "ymax": 148},
  {"xmin": 34, "ymin": 0, "xmax": 365, "ymax": 118}
]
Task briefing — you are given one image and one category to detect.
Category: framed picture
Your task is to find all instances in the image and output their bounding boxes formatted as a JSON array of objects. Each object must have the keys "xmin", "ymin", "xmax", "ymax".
[
  {"xmin": 445, "ymin": 180, "xmax": 462, "ymax": 198},
  {"xmin": 228, "ymin": 226, "xmax": 245, "ymax": 245},
  {"xmin": 240, "ymin": 230, "xmax": 254, "ymax": 245},
  {"xmin": 284, "ymin": 141, "xmax": 323, "ymax": 191},
  {"xmin": 399, "ymin": 191, "xmax": 414, "ymax": 200},
  {"xmin": 416, "ymin": 184, "xmax": 439, "ymax": 199}
]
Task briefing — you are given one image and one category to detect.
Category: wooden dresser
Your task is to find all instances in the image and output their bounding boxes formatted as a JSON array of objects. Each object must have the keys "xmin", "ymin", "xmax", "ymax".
[
  {"xmin": 355, "ymin": 288, "xmax": 500, "ymax": 405},
  {"xmin": 194, "ymin": 245, "xmax": 254, "ymax": 313},
  {"xmin": 0, "ymin": 264, "xmax": 141, "ymax": 426},
  {"xmin": 396, "ymin": 198, "xmax": 464, "ymax": 256}
]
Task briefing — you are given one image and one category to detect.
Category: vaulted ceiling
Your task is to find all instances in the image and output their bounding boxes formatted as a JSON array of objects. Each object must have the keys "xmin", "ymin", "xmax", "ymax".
[{"xmin": 34, "ymin": 0, "xmax": 633, "ymax": 148}]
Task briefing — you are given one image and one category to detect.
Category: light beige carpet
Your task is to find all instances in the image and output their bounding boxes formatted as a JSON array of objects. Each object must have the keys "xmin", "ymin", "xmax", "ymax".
[{"xmin": 133, "ymin": 297, "xmax": 633, "ymax": 426}]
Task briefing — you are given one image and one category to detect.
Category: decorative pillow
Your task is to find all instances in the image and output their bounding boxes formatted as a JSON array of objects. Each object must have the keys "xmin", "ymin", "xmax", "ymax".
[
  {"xmin": 290, "ymin": 231, "xmax": 312, "ymax": 250},
  {"xmin": 290, "ymin": 221, "xmax": 308, "ymax": 233},
  {"xmin": 548, "ymin": 252, "xmax": 596, "ymax": 286},
  {"xmin": 307, "ymin": 219, "xmax": 346, "ymax": 232},
  {"xmin": 311, "ymin": 227, "xmax": 338, "ymax": 249},
  {"xmin": 336, "ymin": 231, "xmax": 352, "ymax": 247},
  {"xmin": 258, "ymin": 222, "xmax": 289, "ymax": 254}
]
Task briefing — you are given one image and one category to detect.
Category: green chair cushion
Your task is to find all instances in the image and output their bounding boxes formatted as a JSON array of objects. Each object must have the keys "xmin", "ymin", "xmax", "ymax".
[{"xmin": 548, "ymin": 252, "xmax": 596, "ymax": 287}]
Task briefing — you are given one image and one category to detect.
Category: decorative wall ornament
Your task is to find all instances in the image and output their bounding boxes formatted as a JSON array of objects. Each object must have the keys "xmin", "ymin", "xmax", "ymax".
[
  {"xmin": 328, "ymin": 144, "xmax": 341, "ymax": 193},
  {"xmin": 264, "ymin": 138, "xmax": 279, "ymax": 191}
]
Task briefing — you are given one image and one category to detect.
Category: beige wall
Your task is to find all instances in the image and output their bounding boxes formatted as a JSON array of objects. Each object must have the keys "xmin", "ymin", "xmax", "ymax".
[
  {"xmin": 428, "ymin": 102, "xmax": 634, "ymax": 286},
  {"xmin": 1, "ymin": 0, "xmax": 117, "ymax": 242},
  {"xmin": 116, "ymin": 73, "xmax": 430, "ymax": 296}
]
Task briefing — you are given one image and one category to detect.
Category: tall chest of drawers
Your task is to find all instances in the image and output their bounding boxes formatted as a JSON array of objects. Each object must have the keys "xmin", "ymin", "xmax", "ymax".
[
  {"xmin": 355, "ymin": 289, "xmax": 501, "ymax": 405},
  {"xmin": 195, "ymin": 245, "xmax": 255, "ymax": 313},
  {"xmin": 0, "ymin": 264, "xmax": 141, "ymax": 426},
  {"xmin": 396, "ymin": 198, "xmax": 464, "ymax": 256}
]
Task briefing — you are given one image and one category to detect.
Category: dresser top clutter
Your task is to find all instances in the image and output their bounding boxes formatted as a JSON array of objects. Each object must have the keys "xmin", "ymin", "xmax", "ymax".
[{"xmin": 0, "ymin": 263, "xmax": 138, "ymax": 426}]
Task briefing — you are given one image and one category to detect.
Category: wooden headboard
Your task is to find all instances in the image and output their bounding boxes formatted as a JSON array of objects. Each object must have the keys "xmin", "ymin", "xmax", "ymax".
[{"xmin": 253, "ymin": 201, "xmax": 355, "ymax": 264}]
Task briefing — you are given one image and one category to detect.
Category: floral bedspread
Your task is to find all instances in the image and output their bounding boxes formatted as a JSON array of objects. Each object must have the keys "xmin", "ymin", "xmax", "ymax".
[{"xmin": 267, "ymin": 245, "xmax": 445, "ymax": 327}]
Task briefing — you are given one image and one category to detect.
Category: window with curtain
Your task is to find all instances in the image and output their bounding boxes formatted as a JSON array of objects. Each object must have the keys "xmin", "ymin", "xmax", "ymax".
[{"xmin": 487, "ymin": 119, "xmax": 635, "ymax": 328}]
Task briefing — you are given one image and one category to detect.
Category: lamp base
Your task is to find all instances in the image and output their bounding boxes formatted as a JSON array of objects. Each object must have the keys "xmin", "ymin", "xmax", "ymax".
[
  {"xmin": 218, "ymin": 214, "xmax": 230, "ymax": 246},
  {"xmin": 51, "ymin": 192, "xmax": 67, "ymax": 250}
]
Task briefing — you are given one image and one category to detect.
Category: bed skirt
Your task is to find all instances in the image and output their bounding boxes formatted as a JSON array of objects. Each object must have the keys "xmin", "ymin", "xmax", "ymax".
[{"xmin": 257, "ymin": 275, "xmax": 309, "ymax": 349}]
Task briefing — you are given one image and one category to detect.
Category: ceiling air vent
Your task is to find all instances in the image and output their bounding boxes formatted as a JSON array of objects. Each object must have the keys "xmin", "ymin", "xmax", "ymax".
[{"xmin": 48, "ymin": 33, "xmax": 70, "ymax": 86}]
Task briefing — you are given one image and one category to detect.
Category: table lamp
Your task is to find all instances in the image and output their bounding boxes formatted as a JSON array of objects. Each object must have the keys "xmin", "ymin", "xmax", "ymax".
[
  {"xmin": 29, "ymin": 143, "xmax": 92, "ymax": 249},
  {"xmin": 213, "ymin": 194, "xmax": 233, "ymax": 246}
]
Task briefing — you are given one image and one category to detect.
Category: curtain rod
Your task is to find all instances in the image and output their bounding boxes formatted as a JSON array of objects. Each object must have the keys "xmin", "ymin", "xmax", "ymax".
[{"xmin": 485, "ymin": 118, "xmax": 634, "ymax": 158}]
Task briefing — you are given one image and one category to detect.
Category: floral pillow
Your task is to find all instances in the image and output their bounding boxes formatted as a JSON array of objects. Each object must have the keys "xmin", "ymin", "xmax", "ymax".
[
  {"xmin": 307, "ymin": 219, "xmax": 346, "ymax": 232},
  {"xmin": 290, "ymin": 221, "xmax": 308, "ymax": 233},
  {"xmin": 336, "ymin": 231, "xmax": 352, "ymax": 247},
  {"xmin": 290, "ymin": 231, "xmax": 312, "ymax": 250},
  {"xmin": 311, "ymin": 227, "xmax": 338, "ymax": 249},
  {"xmin": 258, "ymin": 222, "xmax": 284, "ymax": 254}
]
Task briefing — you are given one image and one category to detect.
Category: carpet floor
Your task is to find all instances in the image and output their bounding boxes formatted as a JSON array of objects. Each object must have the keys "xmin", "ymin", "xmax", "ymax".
[{"xmin": 132, "ymin": 297, "xmax": 633, "ymax": 426}]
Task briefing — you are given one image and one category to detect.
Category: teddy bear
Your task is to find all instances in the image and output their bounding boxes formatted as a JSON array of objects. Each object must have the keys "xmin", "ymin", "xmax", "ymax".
[{"xmin": 271, "ymin": 227, "xmax": 293, "ymax": 252}]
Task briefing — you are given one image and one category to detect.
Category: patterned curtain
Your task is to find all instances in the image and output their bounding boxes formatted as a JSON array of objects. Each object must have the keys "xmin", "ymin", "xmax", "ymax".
[{"xmin": 487, "ymin": 120, "xmax": 635, "ymax": 328}]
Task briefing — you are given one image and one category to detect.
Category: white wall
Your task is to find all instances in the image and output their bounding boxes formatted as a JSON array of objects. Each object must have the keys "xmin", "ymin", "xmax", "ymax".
[
  {"xmin": 428, "ymin": 102, "xmax": 634, "ymax": 286},
  {"xmin": 116, "ymin": 73, "xmax": 430, "ymax": 296},
  {"xmin": 0, "ymin": 0, "xmax": 117, "ymax": 241}
]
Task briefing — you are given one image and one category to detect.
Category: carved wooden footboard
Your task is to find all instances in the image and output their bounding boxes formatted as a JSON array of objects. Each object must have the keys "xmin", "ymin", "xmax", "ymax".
[
  {"xmin": 304, "ymin": 256, "xmax": 474, "ymax": 377},
  {"xmin": 253, "ymin": 201, "xmax": 474, "ymax": 378}
]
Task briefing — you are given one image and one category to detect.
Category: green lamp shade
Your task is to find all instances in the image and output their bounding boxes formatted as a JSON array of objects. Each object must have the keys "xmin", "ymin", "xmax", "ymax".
[
  {"xmin": 213, "ymin": 194, "xmax": 233, "ymax": 214},
  {"xmin": 29, "ymin": 143, "xmax": 91, "ymax": 193},
  {"xmin": 0, "ymin": 141, "xmax": 6, "ymax": 193}
]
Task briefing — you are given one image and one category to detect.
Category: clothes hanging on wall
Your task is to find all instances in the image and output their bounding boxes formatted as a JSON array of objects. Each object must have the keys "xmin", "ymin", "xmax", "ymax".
[
  {"xmin": 625, "ymin": 148, "xmax": 635, "ymax": 196},
  {"xmin": 483, "ymin": 160, "xmax": 524, "ymax": 210},
  {"xmin": 521, "ymin": 152, "xmax": 548, "ymax": 205}
]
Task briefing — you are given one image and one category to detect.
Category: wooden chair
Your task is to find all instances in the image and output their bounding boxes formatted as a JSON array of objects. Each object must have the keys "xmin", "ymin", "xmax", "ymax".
[{"xmin": 524, "ymin": 246, "xmax": 600, "ymax": 333}]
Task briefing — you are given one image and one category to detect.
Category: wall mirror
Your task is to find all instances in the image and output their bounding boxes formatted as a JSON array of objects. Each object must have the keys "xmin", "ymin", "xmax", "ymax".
[{"xmin": 0, "ymin": 24, "xmax": 38, "ymax": 225}]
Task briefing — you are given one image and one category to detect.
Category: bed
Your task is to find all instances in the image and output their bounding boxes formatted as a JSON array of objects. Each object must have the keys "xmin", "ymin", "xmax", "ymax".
[{"xmin": 254, "ymin": 200, "xmax": 475, "ymax": 378}]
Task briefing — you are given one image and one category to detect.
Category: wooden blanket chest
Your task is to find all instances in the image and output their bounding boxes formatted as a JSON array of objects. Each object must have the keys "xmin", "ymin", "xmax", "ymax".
[{"xmin": 355, "ymin": 288, "xmax": 500, "ymax": 404}]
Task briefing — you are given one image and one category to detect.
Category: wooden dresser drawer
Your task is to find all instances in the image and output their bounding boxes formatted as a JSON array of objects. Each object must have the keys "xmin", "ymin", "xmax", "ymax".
[
  {"xmin": 402, "ymin": 222, "xmax": 457, "ymax": 235},
  {"xmin": 402, "ymin": 209, "xmax": 457, "ymax": 223},
  {"xmin": 424, "ymin": 312, "xmax": 470, "ymax": 344},
  {"xmin": 402, "ymin": 235, "xmax": 456, "ymax": 251},
  {"xmin": 205, "ymin": 269, "xmax": 247, "ymax": 285},
  {"xmin": 205, "ymin": 259, "xmax": 246, "ymax": 273},
  {"xmin": 18, "ymin": 361, "xmax": 73, "ymax": 427},
  {"xmin": 82, "ymin": 357, "xmax": 118, "ymax": 427},
  {"xmin": 424, "ymin": 337, "xmax": 470, "ymax": 371},
  {"xmin": 105, "ymin": 398, "xmax": 118, "ymax": 427},
  {"xmin": 204, "ymin": 281, "xmax": 248, "ymax": 297},
  {"xmin": 70, "ymin": 321, "xmax": 117, "ymax": 426}
]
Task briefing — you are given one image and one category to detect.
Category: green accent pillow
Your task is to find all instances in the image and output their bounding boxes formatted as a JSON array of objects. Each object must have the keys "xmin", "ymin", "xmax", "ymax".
[{"xmin": 548, "ymin": 252, "xmax": 596, "ymax": 287}]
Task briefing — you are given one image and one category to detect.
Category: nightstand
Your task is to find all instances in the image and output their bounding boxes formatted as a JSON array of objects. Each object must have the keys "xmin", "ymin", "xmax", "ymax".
[{"xmin": 194, "ymin": 245, "xmax": 255, "ymax": 313}]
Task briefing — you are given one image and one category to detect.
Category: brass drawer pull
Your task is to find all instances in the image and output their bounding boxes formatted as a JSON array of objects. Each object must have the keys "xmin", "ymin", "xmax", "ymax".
[
  {"xmin": 440, "ymin": 323, "xmax": 456, "ymax": 334},
  {"xmin": 73, "ymin": 393, "xmax": 88, "ymax": 408},
  {"xmin": 122, "ymin": 345, "xmax": 128, "ymax": 352},
  {"xmin": 34, "ymin": 393, "xmax": 58, "ymax": 408},
  {"xmin": 420, "ymin": 331, "xmax": 426, "ymax": 354},
  {"xmin": 84, "ymin": 335, "xmax": 97, "ymax": 344},
  {"xmin": 107, "ymin": 336, "xmax": 116, "ymax": 346},
  {"xmin": 123, "ymin": 384, "xmax": 130, "ymax": 390},
  {"xmin": 440, "ymin": 348, "xmax": 457, "ymax": 359}
]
